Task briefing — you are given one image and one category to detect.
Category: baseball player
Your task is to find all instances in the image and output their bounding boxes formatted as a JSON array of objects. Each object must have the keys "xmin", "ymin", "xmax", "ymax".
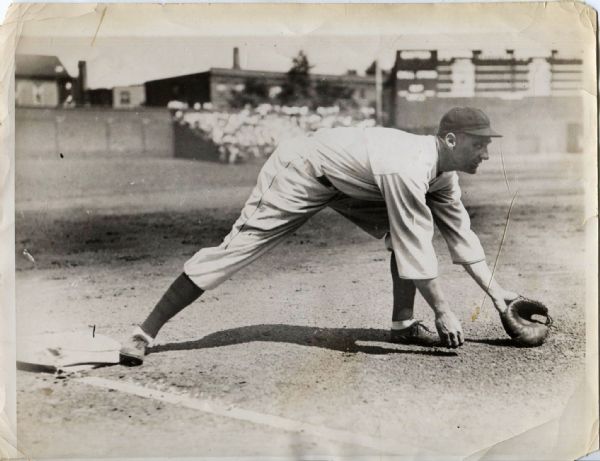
[{"xmin": 120, "ymin": 107, "xmax": 519, "ymax": 366}]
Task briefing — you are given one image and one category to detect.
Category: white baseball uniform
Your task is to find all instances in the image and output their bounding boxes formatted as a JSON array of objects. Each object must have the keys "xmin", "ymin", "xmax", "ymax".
[{"xmin": 184, "ymin": 127, "xmax": 485, "ymax": 290}]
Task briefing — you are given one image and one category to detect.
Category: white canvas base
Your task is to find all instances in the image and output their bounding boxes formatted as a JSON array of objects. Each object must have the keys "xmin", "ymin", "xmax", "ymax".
[{"xmin": 17, "ymin": 332, "xmax": 120, "ymax": 372}]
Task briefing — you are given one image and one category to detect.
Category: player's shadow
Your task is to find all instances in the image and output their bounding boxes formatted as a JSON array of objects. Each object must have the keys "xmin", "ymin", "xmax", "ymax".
[{"xmin": 149, "ymin": 324, "xmax": 458, "ymax": 357}]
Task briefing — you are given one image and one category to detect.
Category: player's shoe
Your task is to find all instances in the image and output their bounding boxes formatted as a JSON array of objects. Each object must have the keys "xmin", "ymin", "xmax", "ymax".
[
  {"xmin": 119, "ymin": 326, "xmax": 154, "ymax": 366},
  {"xmin": 389, "ymin": 321, "xmax": 439, "ymax": 347}
]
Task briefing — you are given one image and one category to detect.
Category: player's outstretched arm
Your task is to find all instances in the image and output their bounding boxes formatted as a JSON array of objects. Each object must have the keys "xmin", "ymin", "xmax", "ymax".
[
  {"xmin": 462, "ymin": 261, "xmax": 519, "ymax": 313},
  {"xmin": 413, "ymin": 278, "xmax": 464, "ymax": 348}
]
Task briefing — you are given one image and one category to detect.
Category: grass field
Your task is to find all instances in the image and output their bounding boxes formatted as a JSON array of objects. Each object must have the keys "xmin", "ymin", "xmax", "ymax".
[{"xmin": 13, "ymin": 149, "xmax": 596, "ymax": 459}]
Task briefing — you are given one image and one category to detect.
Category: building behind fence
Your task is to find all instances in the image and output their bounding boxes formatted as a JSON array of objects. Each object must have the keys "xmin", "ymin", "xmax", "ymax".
[{"xmin": 385, "ymin": 49, "xmax": 586, "ymax": 154}]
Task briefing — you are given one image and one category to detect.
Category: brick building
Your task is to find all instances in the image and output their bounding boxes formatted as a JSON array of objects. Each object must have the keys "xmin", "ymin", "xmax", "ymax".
[
  {"xmin": 388, "ymin": 48, "xmax": 584, "ymax": 103},
  {"xmin": 386, "ymin": 49, "xmax": 586, "ymax": 154},
  {"xmin": 144, "ymin": 48, "xmax": 376, "ymax": 110},
  {"xmin": 145, "ymin": 68, "xmax": 376, "ymax": 110}
]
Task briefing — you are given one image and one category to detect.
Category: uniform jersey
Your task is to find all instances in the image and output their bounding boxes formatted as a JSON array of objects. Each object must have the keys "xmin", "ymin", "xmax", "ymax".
[{"xmin": 307, "ymin": 127, "xmax": 485, "ymax": 279}]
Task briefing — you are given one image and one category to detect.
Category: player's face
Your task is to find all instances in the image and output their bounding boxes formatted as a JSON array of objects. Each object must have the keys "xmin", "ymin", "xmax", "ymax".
[{"xmin": 455, "ymin": 134, "xmax": 492, "ymax": 174}]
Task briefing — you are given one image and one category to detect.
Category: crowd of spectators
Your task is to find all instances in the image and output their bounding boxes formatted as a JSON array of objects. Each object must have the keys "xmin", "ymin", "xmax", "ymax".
[{"xmin": 174, "ymin": 103, "xmax": 377, "ymax": 164}]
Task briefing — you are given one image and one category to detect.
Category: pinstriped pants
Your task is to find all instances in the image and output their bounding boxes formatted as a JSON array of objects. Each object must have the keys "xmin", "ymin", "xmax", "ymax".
[{"xmin": 184, "ymin": 137, "xmax": 390, "ymax": 290}]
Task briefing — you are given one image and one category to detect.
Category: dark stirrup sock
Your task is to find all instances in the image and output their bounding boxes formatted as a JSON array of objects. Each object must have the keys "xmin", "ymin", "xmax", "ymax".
[
  {"xmin": 141, "ymin": 272, "xmax": 204, "ymax": 338},
  {"xmin": 390, "ymin": 252, "xmax": 416, "ymax": 322}
]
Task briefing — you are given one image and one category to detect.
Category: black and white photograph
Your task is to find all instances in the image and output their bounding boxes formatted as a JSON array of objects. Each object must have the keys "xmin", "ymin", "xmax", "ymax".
[{"xmin": 0, "ymin": 2, "xmax": 598, "ymax": 459}]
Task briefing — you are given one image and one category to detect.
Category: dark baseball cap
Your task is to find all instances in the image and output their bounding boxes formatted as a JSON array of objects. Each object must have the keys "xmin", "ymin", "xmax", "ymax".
[{"xmin": 438, "ymin": 107, "xmax": 502, "ymax": 137}]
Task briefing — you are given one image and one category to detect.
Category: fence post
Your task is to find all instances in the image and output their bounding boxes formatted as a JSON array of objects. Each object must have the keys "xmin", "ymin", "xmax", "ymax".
[
  {"xmin": 141, "ymin": 115, "xmax": 147, "ymax": 154},
  {"xmin": 54, "ymin": 112, "xmax": 61, "ymax": 155},
  {"xmin": 105, "ymin": 116, "xmax": 111, "ymax": 155}
]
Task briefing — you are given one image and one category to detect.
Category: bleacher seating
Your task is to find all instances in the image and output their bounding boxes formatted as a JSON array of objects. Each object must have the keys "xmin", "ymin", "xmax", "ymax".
[{"xmin": 176, "ymin": 104, "xmax": 376, "ymax": 164}]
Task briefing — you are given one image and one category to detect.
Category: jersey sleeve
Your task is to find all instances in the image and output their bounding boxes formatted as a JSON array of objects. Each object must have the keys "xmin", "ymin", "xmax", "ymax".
[
  {"xmin": 377, "ymin": 173, "xmax": 438, "ymax": 279},
  {"xmin": 426, "ymin": 172, "xmax": 486, "ymax": 265}
]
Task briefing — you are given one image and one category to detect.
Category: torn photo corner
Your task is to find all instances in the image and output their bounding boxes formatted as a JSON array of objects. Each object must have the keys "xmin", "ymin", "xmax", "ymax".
[{"xmin": 1, "ymin": 2, "xmax": 598, "ymax": 460}]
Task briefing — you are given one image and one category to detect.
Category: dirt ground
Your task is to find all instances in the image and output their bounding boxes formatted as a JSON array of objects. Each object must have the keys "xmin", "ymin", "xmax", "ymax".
[{"xmin": 12, "ymin": 150, "xmax": 595, "ymax": 459}]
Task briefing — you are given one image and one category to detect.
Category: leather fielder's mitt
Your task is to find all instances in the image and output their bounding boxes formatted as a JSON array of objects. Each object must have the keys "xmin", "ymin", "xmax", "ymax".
[{"xmin": 500, "ymin": 297, "xmax": 552, "ymax": 347}]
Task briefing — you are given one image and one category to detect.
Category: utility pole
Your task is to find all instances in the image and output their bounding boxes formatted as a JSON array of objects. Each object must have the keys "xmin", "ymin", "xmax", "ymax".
[{"xmin": 375, "ymin": 59, "xmax": 383, "ymax": 126}]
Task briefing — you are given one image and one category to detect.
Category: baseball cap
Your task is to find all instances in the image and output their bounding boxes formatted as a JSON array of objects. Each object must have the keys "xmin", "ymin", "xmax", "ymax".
[{"xmin": 438, "ymin": 107, "xmax": 502, "ymax": 137}]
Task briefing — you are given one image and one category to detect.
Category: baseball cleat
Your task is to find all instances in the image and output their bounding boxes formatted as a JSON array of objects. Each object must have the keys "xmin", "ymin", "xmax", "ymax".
[
  {"xmin": 119, "ymin": 327, "xmax": 153, "ymax": 366},
  {"xmin": 389, "ymin": 321, "xmax": 439, "ymax": 347}
]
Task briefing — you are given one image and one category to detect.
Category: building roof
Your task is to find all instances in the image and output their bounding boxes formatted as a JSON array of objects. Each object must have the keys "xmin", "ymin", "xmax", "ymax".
[
  {"xmin": 145, "ymin": 66, "xmax": 375, "ymax": 86},
  {"xmin": 210, "ymin": 67, "xmax": 374, "ymax": 84},
  {"xmin": 15, "ymin": 54, "xmax": 72, "ymax": 79}
]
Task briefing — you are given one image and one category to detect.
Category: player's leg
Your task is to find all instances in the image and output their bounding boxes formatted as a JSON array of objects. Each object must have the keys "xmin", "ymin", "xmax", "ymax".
[
  {"xmin": 120, "ymin": 210, "xmax": 315, "ymax": 366},
  {"xmin": 121, "ymin": 138, "xmax": 336, "ymax": 366},
  {"xmin": 390, "ymin": 251, "xmax": 416, "ymax": 323},
  {"xmin": 388, "ymin": 248, "xmax": 437, "ymax": 346},
  {"xmin": 326, "ymin": 196, "xmax": 389, "ymax": 240},
  {"xmin": 120, "ymin": 272, "xmax": 203, "ymax": 366},
  {"xmin": 182, "ymin": 138, "xmax": 335, "ymax": 291},
  {"xmin": 327, "ymin": 198, "xmax": 439, "ymax": 346}
]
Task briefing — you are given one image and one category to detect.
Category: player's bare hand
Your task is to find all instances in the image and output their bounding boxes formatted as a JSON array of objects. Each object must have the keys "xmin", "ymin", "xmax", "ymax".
[{"xmin": 434, "ymin": 310, "xmax": 464, "ymax": 348}]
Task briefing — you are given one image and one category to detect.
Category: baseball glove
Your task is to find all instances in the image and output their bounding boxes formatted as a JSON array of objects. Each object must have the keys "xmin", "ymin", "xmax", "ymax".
[{"xmin": 500, "ymin": 297, "xmax": 552, "ymax": 347}]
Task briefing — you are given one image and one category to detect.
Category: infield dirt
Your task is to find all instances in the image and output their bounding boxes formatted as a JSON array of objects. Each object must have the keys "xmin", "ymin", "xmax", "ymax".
[{"xmin": 14, "ymin": 151, "xmax": 592, "ymax": 458}]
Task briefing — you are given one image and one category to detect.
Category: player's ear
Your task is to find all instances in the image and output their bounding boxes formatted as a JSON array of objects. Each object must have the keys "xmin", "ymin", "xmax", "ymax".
[{"xmin": 444, "ymin": 133, "xmax": 457, "ymax": 150}]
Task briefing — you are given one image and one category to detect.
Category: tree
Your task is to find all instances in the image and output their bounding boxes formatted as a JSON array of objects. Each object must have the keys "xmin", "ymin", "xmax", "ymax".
[
  {"xmin": 314, "ymin": 79, "xmax": 355, "ymax": 108},
  {"xmin": 365, "ymin": 60, "xmax": 377, "ymax": 76},
  {"xmin": 278, "ymin": 51, "xmax": 315, "ymax": 106},
  {"xmin": 228, "ymin": 77, "xmax": 269, "ymax": 108}
]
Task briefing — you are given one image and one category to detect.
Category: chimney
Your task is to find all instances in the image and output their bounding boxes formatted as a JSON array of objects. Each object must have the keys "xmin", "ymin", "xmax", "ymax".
[
  {"xmin": 233, "ymin": 47, "xmax": 240, "ymax": 70},
  {"xmin": 77, "ymin": 60, "xmax": 88, "ymax": 106}
]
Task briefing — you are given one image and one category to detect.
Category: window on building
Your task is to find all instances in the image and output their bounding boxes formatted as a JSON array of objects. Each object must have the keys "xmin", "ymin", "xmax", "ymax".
[
  {"xmin": 216, "ymin": 84, "xmax": 227, "ymax": 93},
  {"xmin": 396, "ymin": 71, "xmax": 415, "ymax": 80},
  {"xmin": 416, "ymin": 70, "xmax": 438, "ymax": 79},
  {"xmin": 359, "ymin": 88, "xmax": 366, "ymax": 98},
  {"xmin": 120, "ymin": 91, "xmax": 131, "ymax": 105},
  {"xmin": 400, "ymin": 51, "xmax": 432, "ymax": 60}
]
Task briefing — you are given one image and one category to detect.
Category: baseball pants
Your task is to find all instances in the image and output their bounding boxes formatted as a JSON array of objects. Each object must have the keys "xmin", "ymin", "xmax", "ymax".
[{"xmin": 184, "ymin": 137, "xmax": 390, "ymax": 290}]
